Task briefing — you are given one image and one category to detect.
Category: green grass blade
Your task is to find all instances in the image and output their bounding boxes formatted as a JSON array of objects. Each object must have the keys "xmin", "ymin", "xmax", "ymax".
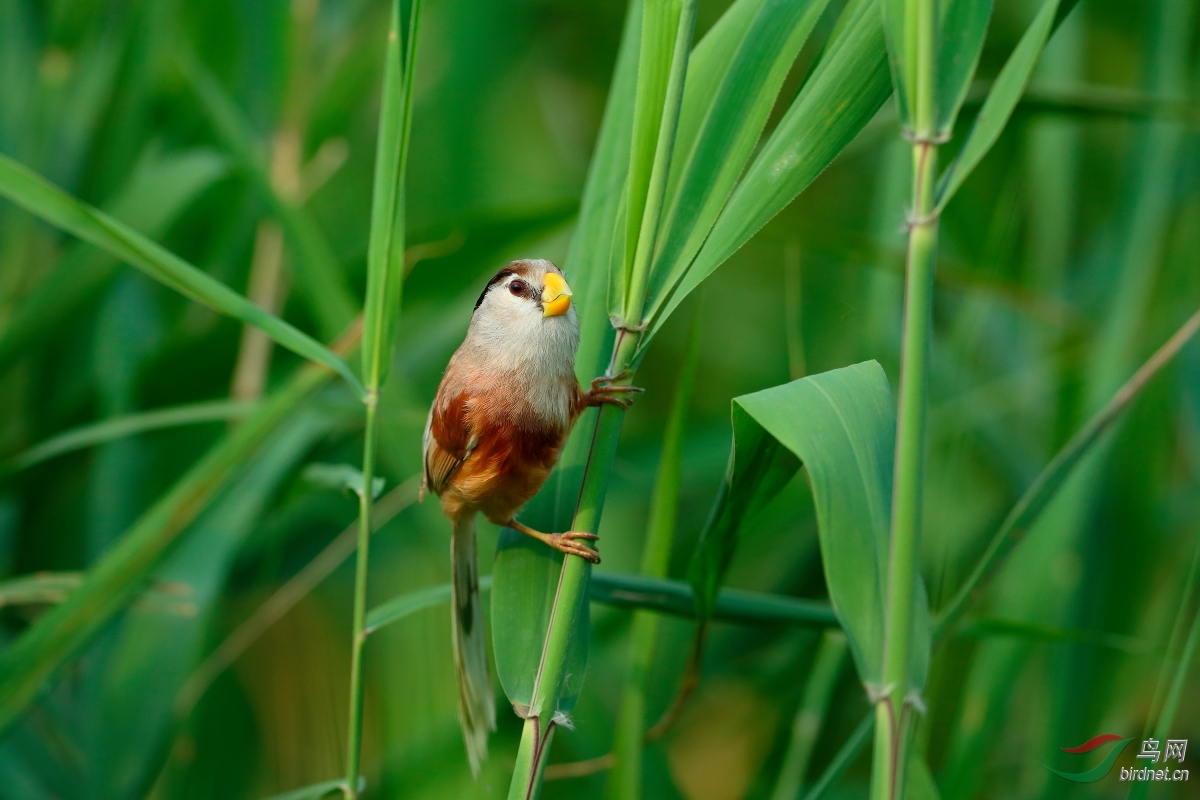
[
  {"xmin": 620, "ymin": 0, "xmax": 686, "ymax": 300},
  {"xmin": 0, "ymin": 153, "xmax": 364, "ymax": 397},
  {"xmin": 934, "ymin": 0, "xmax": 1062, "ymax": 212},
  {"xmin": 607, "ymin": 315, "xmax": 699, "ymax": 800},
  {"xmin": 1127, "ymin": 540, "xmax": 1200, "ymax": 800},
  {"xmin": 0, "ymin": 354, "xmax": 342, "ymax": 736},
  {"xmin": 666, "ymin": 0, "xmax": 768, "ymax": 205},
  {"xmin": 933, "ymin": 308, "xmax": 1200, "ymax": 638},
  {"xmin": 1149, "ymin": 602, "xmax": 1200, "ymax": 758},
  {"xmin": 800, "ymin": 710, "xmax": 875, "ymax": 800},
  {"xmin": 365, "ymin": 579, "xmax": 462, "ymax": 635},
  {"xmin": 362, "ymin": 0, "xmax": 421, "ymax": 390},
  {"xmin": 175, "ymin": 49, "xmax": 358, "ymax": 340},
  {"xmin": 643, "ymin": 0, "xmax": 891, "ymax": 346},
  {"xmin": 1143, "ymin": 543, "xmax": 1200, "ymax": 737},
  {"xmin": 770, "ymin": 631, "xmax": 848, "ymax": 800},
  {"xmin": 590, "ymin": 573, "xmax": 839, "ymax": 626},
  {"xmin": 878, "ymin": 0, "xmax": 912, "ymax": 131},
  {"xmin": 99, "ymin": 410, "xmax": 333, "ymax": 797},
  {"xmin": 934, "ymin": 0, "xmax": 994, "ymax": 135},
  {"xmin": 643, "ymin": 0, "xmax": 831, "ymax": 332},
  {"xmin": 0, "ymin": 400, "xmax": 255, "ymax": 477},
  {"xmin": 563, "ymin": 0, "xmax": 640, "ymax": 386},
  {"xmin": 370, "ymin": 573, "xmax": 836, "ymax": 639},
  {"xmin": 956, "ymin": 617, "xmax": 1148, "ymax": 654},
  {"xmin": 177, "ymin": 479, "xmax": 420, "ymax": 716},
  {"xmin": 621, "ymin": 0, "xmax": 697, "ymax": 325},
  {"xmin": 0, "ymin": 147, "xmax": 227, "ymax": 372}
]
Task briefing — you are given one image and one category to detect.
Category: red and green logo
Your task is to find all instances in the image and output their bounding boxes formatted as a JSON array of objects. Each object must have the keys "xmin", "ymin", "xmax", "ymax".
[{"xmin": 1046, "ymin": 734, "xmax": 1134, "ymax": 782}]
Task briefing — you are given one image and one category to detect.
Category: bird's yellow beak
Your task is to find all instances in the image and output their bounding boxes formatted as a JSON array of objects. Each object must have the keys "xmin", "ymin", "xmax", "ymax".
[{"xmin": 542, "ymin": 272, "xmax": 573, "ymax": 317}]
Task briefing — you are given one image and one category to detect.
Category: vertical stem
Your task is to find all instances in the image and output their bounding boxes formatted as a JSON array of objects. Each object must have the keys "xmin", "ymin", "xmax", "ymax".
[
  {"xmin": 508, "ymin": 331, "xmax": 641, "ymax": 800},
  {"xmin": 344, "ymin": 1, "xmax": 419, "ymax": 792},
  {"xmin": 607, "ymin": 315, "xmax": 699, "ymax": 800},
  {"xmin": 345, "ymin": 397, "xmax": 378, "ymax": 797},
  {"xmin": 874, "ymin": 0, "xmax": 937, "ymax": 798}
]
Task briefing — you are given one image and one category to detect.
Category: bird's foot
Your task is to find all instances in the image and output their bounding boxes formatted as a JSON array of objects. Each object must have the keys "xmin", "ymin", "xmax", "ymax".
[
  {"xmin": 505, "ymin": 520, "xmax": 601, "ymax": 564},
  {"xmin": 544, "ymin": 531, "xmax": 601, "ymax": 564},
  {"xmin": 584, "ymin": 372, "xmax": 645, "ymax": 409}
]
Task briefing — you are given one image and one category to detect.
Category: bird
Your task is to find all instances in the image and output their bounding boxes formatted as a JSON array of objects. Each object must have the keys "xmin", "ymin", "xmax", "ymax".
[{"xmin": 420, "ymin": 258, "xmax": 640, "ymax": 774}]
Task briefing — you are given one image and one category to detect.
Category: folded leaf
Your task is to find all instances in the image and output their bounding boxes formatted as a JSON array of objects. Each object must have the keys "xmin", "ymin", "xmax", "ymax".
[
  {"xmin": 491, "ymin": 528, "xmax": 590, "ymax": 714},
  {"xmin": 690, "ymin": 362, "xmax": 930, "ymax": 691}
]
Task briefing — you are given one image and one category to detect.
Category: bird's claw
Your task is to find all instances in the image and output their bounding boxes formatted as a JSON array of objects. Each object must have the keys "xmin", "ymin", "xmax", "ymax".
[
  {"xmin": 586, "ymin": 373, "xmax": 644, "ymax": 409},
  {"xmin": 547, "ymin": 531, "xmax": 601, "ymax": 564}
]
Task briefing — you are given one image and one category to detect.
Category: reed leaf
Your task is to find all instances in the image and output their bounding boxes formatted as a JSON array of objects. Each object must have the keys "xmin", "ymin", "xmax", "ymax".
[
  {"xmin": 644, "ymin": 0, "xmax": 832, "ymax": 323},
  {"xmin": 933, "ymin": 308, "xmax": 1200, "ymax": 638},
  {"xmin": 343, "ymin": 0, "xmax": 421, "ymax": 791},
  {"xmin": 0, "ymin": 148, "xmax": 227, "ymax": 372},
  {"xmin": 732, "ymin": 362, "xmax": 928, "ymax": 693},
  {"xmin": 361, "ymin": 0, "xmax": 421, "ymax": 391},
  {"xmin": 176, "ymin": 49, "xmax": 357, "ymax": 340},
  {"xmin": 935, "ymin": 0, "xmax": 1066, "ymax": 212},
  {"xmin": 0, "ymin": 153, "xmax": 364, "ymax": 397},
  {"xmin": 881, "ymin": 0, "xmax": 993, "ymax": 137},
  {"xmin": 98, "ymin": 411, "xmax": 333, "ymax": 797},
  {"xmin": 372, "ymin": 573, "xmax": 837, "ymax": 639},
  {"xmin": 642, "ymin": 0, "xmax": 892, "ymax": 350},
  {"xmin": 0, "ymin": 342, "xmax": 349, "ymax": 736},
  {"xmin": 0, "ymin": 400, "xmax": 255, "ymax": 478}
]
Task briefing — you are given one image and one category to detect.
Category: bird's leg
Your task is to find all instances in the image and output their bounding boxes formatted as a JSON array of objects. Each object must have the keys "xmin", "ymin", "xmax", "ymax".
[
  {"xmin": 582, "ymin": 370, "xmax": 645, "ymax": 409},
  {"xmin": 504, "ymin": 519, "xmax": 601, "ymax": 564}
]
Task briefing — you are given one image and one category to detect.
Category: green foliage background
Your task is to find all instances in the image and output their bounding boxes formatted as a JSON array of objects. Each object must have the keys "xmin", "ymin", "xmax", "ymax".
[{"xmin": 0, "ymin": 0, "xmax": 1198, "ymax": 798}]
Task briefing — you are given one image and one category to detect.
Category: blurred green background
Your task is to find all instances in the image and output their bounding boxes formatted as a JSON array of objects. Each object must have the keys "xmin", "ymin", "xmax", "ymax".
[{"xmin": 1, "ymin": 0, "xmax": 1198, "ymax": 798}]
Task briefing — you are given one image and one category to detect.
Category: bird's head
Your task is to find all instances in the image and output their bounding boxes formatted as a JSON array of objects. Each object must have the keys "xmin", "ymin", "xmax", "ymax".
[
  {"xmin": 466, "ymin": 259, "xmax": 580, "ymax": 368},
  {"xmin": 473, "ymin": 259, "xmax": 574, "ymax": 321}
]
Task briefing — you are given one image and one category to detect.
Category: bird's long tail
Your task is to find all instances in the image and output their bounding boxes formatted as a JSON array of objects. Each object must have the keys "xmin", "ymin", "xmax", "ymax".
[{"xmin": 451, "ymin": 512, "xmax": 495, "ymax": 775}]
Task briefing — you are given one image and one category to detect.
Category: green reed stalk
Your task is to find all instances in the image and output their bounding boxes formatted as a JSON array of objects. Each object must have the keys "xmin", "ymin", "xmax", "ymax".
[
  {"xmin": 508, "ymin": 333, "xmax": 641, "ymax": 800},
  {"xmin": 343, "ymin": 398, "xmax": 378, "ymax": 796},
  {"xmin": 343, "ymin": 0, "xmax": 419, "ymax": 794},
  {"xmin": 606, "ymin": 314, "xmax": 699, "ymax": 800},
  {"xmin": 874, "ymin": 0, "xmax": 938, "ymax": 798},
  {"xmin": 508, "ymin": 1, "xmax": 695, "ymax": 794}
]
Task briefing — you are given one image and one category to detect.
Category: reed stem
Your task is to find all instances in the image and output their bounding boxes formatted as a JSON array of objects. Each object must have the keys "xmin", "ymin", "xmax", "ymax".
[
  {"xmin": 344, "ymin": 397, "xmax": 378, "ymax": 797},
  {"xmin": 508, "ymin": 329, "xmax": 641, "ymax": 800},
  {"xmin": 873, "ymin": 0, "xmax": 938, "ymax": 797}
]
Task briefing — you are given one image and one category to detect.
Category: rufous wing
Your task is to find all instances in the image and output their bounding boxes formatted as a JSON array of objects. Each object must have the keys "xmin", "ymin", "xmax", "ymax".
[{"xmin": 422, "ymin": 391, "xmax": 477, "ymax": 497}]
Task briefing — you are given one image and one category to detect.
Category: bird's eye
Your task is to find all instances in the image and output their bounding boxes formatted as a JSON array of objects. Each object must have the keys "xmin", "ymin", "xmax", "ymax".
[{"xmin": 508, "ymin": 279, "xmax": 526, "ymax": 296}]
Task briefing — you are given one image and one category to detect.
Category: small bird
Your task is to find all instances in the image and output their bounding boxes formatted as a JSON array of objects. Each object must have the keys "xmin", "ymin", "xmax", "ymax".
[{"xmin": 420, "ymin": 259, "xmax": 639, "ymax": 774}]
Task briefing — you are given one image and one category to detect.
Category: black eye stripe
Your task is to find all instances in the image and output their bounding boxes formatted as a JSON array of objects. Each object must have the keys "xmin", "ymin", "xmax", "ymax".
[{"xmin": 473, "ymin": 267, "xmax": 518, "ymax": 311}]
